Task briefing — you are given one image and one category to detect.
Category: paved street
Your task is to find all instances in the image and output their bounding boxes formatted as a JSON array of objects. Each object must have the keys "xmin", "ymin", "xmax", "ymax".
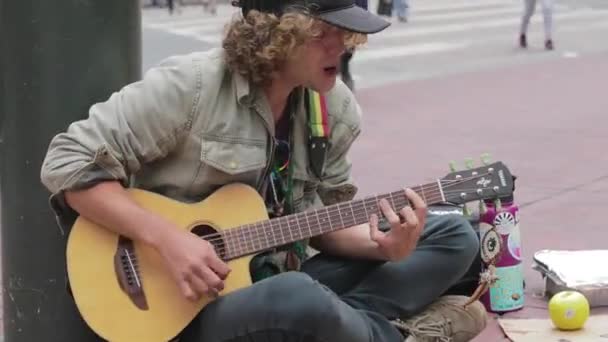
[
  {"xmin": 352, "ymin": 52, "xmax": 608, "ymax": 341},
  {"xmin": 141, "ymin": 0, "xmax": 608, "ymax": 87}
]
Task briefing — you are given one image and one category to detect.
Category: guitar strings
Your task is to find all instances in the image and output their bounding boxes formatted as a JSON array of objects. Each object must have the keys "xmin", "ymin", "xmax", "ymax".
[
  {"xmin": 127, "ymin": 172, "xmax": 501, "ymax": 264},
  {"xmin": 126, "ymin": 184, "xmax": 496, "ymax": 272},
  {"xmin": 206, "ymin": 188, "xmax": 442, "ymax": 243},
  {"xmin": 209, "ymin": 187, "xmax": 495, "ymax": 259},
  {"xmin": 213, "ymin": 188, "xmax": 501, "ymax": 257},
  {"xmin": 198, "ymin": 172, "xmax": 497, "ymax": 254},
  {"xmin": 125, "ymin": 184, "xmax": 497, "ymax": 276}
]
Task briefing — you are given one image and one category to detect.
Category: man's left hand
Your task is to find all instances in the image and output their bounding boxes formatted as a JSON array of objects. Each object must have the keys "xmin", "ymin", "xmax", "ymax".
[{"xmin": 369, "ymin": 188, "xmax": 427, "ymax": 262}]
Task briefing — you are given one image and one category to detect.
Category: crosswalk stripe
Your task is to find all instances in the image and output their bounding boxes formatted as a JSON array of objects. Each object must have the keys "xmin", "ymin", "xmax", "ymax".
[
  {"xmin": 159, "ymin": 8, "xmax": 540, "ymax": 37},
  {"xmin": 404, "ymin": 5, "xmax": 567, "ymax": 23},
  {"xmin": 143, "ymin": 2, "xmax": 593, "ymax": 41},
  {"xmin": 167, "ymin": 25, "xmax": 227, "ymax": 38},
  {"xmin": 143, "ymin": 0, "xmax": 520, "ymax": 22},
  {"xmin": 354, "ymin": 41, "xmax": 471, "ymax": 61},
  {"xmin": 400, "ymin": 7, "xmax": 524, "ymax": 22},
  {"xmin": 143, "ymin": 2, "xmax": 528, "ymax": 30},
  {"xmin": 142, "ymin": 6, "xmax": 240, "ymax": 23},
  {"xmin": 352, "ymin": 18, "xmax": 608, "ymax": 65},
  {"xmin": 366, "ymin": 0, "xmax": 537, "ymax": 13},
  {"xmin": 141, "ymin": 0, "xmax": 530, "ymax": 30},
  {"xmin": 142, "ymin": 1, "xmax": 608, "ymax": 66},
  {"xmin": 174, "ymin": 8, "xmax": 608, "ymax": 45},
  {"xmin": 144, "ymin": 14, "xmax": 236, "ymax": 29},
  {"xmin": 371, "ymin": 8, "xmax": 608, "ymax": 40}
]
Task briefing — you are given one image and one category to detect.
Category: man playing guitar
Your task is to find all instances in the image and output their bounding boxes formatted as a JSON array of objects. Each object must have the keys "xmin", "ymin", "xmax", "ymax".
[{"xmin": 41, "ymin": 0, "xmax": 487, "ymax": 341}]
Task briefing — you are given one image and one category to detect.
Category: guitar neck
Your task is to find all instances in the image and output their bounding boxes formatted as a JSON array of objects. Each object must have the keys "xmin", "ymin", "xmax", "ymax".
[{"xmin": 222, "ymin": 180, "xmax": 446, "ymax": 260}]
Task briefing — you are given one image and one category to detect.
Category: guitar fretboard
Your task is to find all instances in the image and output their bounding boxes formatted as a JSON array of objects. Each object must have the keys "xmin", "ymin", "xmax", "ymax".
[{"xmin": 221, "ymin": 181, "xmax": 445, "ymax": 260}]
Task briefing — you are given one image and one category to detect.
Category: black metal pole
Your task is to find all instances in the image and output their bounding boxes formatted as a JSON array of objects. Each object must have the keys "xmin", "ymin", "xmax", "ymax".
[{"xmin": 1, "ymin": 1, "xmax": 141, "ymax": 340}]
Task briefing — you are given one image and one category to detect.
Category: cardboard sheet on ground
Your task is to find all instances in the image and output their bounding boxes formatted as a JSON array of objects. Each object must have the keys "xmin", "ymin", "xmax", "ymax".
[{"xmin": 498, "ymin": 315, "xmax": 608, "ymax": 341}]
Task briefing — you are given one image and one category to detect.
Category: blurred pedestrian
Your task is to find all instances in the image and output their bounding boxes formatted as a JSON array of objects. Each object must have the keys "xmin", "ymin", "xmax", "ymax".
[
  {"xmin": 202, "ymin": 0, "xmax": 218, "ymax": 15},
  {"xmin": 519, "ymin": 0, "xmax": 554, "ymax": 50},
  {"xmin": 393, "ymin": 0, "xmax": 408, "ymax": 22},
  {"xmin": 167, "ymin": 0, "xmax": 182, "ymax": 15},
  {"xmin": 377, "ymin": 0, "xmax": 392, "ymax": 17},
  {"xmin": 167, "ymin": 0, "xmax": 175, "ymax": 14}
]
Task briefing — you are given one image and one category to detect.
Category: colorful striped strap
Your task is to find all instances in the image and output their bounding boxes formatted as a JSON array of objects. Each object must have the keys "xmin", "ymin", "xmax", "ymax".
[
  {"xmin": 305, "ymin": 89, "xmax": 330, "ymax": 179},
  {"xmin": 307, "ymin": 90, "xmax": 330, "ymax": 138}
]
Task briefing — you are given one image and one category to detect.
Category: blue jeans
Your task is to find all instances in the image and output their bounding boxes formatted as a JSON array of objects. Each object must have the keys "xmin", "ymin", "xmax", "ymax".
[
  {"xmin": 393, "ymin": 0, "xmax": 409, "ymax": 19},
  {"xmin": 180, "ymin": 214, "xmax": 479, "ymax": 342}
]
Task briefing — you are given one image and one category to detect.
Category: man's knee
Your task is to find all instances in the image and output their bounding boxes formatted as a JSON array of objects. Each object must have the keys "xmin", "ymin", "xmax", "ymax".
[
  {"xmin": 245, "ymin": 272, "xmax": 366, "ymax": 339},
  {"xmin": 190, "ymin": 272, "xmax": 357, "ymax": 341},
  {"xmin": 262, "ymin": 272, "xmax": 342, "ymax": 321},
  {"xmin": 265, "ymin": 272, "xmax": 369, "ymax": 340},
  {"xmin": 449, "ymin": 214, "xmax": 479, "ymax": 262},
  {"xmin": 209, "ymin": 272, "xmax": 344, "ymax": 324},
  {"xmin": 429, "ymin": 214, "xmax": 479, "ymax": 260}
]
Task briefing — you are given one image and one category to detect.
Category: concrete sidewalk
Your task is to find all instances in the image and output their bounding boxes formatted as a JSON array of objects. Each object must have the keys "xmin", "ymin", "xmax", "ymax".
[{"xmin": 352, "ymin": 51, "xmax": 608, "ymax": 341}]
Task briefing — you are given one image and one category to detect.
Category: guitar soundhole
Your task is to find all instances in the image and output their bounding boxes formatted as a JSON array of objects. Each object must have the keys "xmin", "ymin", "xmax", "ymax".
[{"xmin": 192, "ymin": 225, "xmax": 227, "ymax": 259}]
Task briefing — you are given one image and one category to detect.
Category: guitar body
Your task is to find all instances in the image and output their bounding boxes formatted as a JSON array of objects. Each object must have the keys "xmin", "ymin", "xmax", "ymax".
[{"xmin": 66, "ymin": 183, "xmax": 269, "ymax": 342}]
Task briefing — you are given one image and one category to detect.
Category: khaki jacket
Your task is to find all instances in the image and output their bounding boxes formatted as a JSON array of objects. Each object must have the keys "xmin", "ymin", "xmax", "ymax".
[{"xmin": 40, "ymin": 48, "xmax": 362, "ymax": 237}]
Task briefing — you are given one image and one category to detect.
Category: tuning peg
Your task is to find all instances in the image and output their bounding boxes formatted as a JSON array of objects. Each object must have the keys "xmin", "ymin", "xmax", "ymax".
[
  {"xmin": 462, "ymin": 204, "xmax": 471, "ymax": 217},
  {"xmin": 480, "ymin": 153, "xmax": 492, "ymax": 165},
  {"xmin": 494, "ymin": 198, "xmax": 502, "ymax": 210},
  {"xmin": 464, "ymin": 158, "xmax": 474, "ymax": 170},
  {"xmin": 449, "ymin": 161, "xmax": 457, "ymax": 172},
  {"xmin": 479, "ymin": 200, "xmax": 488, "ymax": 214}
]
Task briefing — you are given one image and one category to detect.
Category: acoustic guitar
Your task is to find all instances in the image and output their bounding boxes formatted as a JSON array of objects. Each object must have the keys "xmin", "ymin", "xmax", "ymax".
[{"xmin": 66, "ymin": 161, "xmax": 514, "ymax": 341}]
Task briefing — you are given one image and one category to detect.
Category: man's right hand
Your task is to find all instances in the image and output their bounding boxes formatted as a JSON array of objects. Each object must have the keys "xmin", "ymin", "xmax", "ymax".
[
  {"xmin": 63, "ymin": 182, "xmax": 232, "ymax": 302},
  {"xmin": 155, "ymin": 228, "xmax": 231, "ymax": 302}
]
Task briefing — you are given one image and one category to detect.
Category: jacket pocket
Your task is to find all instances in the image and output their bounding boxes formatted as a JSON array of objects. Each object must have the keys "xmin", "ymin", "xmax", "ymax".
[{"xmin": 200, "ymin": 136, "xmax": 267, "ymax": 175}]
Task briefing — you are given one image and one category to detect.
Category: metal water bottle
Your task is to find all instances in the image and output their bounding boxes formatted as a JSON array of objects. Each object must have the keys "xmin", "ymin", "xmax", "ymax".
[{"xmin": 479, "ymin": 196, "xmax": 524, "ymax": 313}]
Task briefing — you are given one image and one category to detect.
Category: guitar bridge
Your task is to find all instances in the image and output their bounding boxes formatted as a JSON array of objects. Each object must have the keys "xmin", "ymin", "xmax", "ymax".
[{"xmin": 114, "ymin": 236, "xmax": 149, "ymax": 310}]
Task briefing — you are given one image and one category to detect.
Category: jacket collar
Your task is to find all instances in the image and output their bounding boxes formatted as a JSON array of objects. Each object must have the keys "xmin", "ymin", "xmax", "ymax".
[{"xmin": 233, "ymin": 72, "xmax": 255, "ymax": 106}]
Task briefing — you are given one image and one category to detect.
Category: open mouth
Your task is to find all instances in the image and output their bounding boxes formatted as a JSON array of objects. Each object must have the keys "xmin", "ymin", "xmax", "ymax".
[{"xmin": 323, "ymin": 66, "xmax": 338, "ymax": 76}]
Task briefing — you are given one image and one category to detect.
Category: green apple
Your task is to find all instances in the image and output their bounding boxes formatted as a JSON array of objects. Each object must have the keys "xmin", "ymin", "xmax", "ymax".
[{"xmin": 548, "ymin": 291, "xmax": 590, "ymax": 330}]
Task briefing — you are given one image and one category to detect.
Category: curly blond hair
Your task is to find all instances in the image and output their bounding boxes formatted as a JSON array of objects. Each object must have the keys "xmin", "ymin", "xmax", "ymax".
[{"xmin": 222, "ymin": 9, "xmax": 367, "ymax": 86}]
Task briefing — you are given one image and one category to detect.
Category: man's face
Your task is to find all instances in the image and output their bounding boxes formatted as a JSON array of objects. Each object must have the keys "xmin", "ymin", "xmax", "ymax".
[{"xmin": 285, "ymin": 21, "xmax": 348, "ymax": 93}]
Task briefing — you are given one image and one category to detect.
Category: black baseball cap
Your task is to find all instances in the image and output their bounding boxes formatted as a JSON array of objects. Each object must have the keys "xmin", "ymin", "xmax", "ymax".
[{"xmin": 234, "ymin": 0, "xmax": 391, "ymax": 34}]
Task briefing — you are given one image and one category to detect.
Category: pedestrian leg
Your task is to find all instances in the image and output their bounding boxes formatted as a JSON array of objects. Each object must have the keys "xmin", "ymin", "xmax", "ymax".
[
  {"xmin": 541, "ymin": 0, "xmax": 555, "ymax": 49},
  {"xmin": 393, "ymin": 0, "xmax": 407, "ymax": 22},
  {"xmin": 209, "ymin": 0, "xmax": 217, "ymax": 15},
  {"xmin": 519, "ymin": 0, "xmax": 537, "ymax": 47}
]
